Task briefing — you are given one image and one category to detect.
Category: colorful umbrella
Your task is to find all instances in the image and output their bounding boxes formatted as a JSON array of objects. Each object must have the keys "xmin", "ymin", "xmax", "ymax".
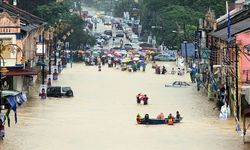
[
  {"xmin": 108, "ymin": 54, "xmax": 113, "ymax": 57},
  {"xmin": 114, "ymin": 53, "xmax": 121, "ymax": 57},
  {"xmin": 127, "ymin": 51, "xmax": 132, "ymax": 55},
  {"xmin": 122, "ymin": 57, "xmax": 131, "ymax": 63},
  {"xmin": 134, "ymin": 54, "xmax": 140, "ymax": 57},
  {"xmin": 121, "ymin": 50, "xmax": 127, "ymax": 54},
  {"xmin": 133, "ymin": 57, "xmax": 140, "ymax": 61}
]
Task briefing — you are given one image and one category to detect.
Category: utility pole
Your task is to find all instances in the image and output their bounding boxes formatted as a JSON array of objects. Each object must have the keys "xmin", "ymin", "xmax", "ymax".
[
  {"xmin": 0, "ymin": 40, "xmax": 3, "ymax": 140},
  {"xmin": 42, "ymin": 31, "xmax": 45, "ymax": 85},
  {"xmin": 184, "ymin": 23, "xmax": 188, "ymax": 71},
  {"xmin": 235, "ymin": 44, "xmax": 239, "ymax": 120},
  {"xmin": 70, "ymin": 42, "xmax": 73, "ymax": 68},
  {"xmin": 0, "ymin": 40, "xmax": 3, "ymax": 114},
  {"xmin": 184, "ymin": 41, "xmax": 188, "ymax": 72},
  {"xmin": 48, "ymin": 33, "xmax": 52, "ymax": 75},
  {"xmin": 54, "ymin": 37, "xmax": 57, "ymax": 67}
]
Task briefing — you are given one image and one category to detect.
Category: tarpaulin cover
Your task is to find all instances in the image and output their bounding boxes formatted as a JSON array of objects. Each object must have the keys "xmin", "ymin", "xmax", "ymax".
[{"xmin": 6, "ymin": 93, "xmax": 27, "ymax": 124}]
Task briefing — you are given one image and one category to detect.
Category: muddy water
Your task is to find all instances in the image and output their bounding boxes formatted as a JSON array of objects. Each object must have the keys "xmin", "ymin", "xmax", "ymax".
[{"xmin": 0, "ymin": 63, "xmax": 249, "ymax": 150}]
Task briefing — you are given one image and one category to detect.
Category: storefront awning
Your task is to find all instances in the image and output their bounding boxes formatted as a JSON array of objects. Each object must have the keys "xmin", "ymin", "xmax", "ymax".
[
  {"xmin": 5, "ymin": 68, "xmax": 39, "ymax": 76},
  {"xmin": 210, "ymin": 17, "xmax": 250, "ymax": 40}
]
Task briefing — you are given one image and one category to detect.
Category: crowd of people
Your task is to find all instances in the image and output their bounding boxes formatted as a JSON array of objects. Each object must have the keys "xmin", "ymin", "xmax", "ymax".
[
  {"xmin": 152, "ymin": 61, "xmax": 185, "ymax": 76},
  {"xmin": 83, "ymin": 48, "xmax": 153, "ymax": 73}
]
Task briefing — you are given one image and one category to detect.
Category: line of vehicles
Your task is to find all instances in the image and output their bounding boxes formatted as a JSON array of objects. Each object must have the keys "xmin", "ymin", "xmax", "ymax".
[{"xmin": 87, "ymin": 12, "xmax": 177, "ymax": 62}]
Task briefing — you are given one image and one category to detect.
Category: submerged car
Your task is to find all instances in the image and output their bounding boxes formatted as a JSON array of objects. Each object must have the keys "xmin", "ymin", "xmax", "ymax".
[
  {"xmin": 165, "ymin": 81, "xmax": 190, "ymax": 88},
  {"xmin": 47, "ymin": 86, "xmax": 74, "ymax": 97},
  {"xmin": 154, "ymin": 54, "xmax": 176, "ymax": 61}
]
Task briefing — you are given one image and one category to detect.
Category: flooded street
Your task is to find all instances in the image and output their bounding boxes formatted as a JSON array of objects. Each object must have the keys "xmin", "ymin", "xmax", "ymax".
[{"xmin": 0, "ymin": 63, "xmax": 249, "ymax": 150}]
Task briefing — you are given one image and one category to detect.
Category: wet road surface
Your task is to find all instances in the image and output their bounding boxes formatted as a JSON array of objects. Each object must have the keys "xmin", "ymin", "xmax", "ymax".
[{"xmin": 1, "ymin": 63, "xmax": 250, "ymax": 150}]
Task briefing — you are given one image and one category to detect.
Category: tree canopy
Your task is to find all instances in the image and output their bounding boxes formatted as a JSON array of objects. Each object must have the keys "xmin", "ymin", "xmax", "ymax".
[
  {"xmin": 16, "ymin": 0, "xmax": 55, "ymax": 13},
  {"xmin": 112, "ymin": 0, "xmax": 235, "ymax": 48},
  {"xmin": 34, "ymin": 1, "xmax": 95, "ymax": 49}
]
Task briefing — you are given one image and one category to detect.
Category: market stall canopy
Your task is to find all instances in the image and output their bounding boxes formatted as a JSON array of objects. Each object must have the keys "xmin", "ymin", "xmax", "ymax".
[
  {"xmin": 3, "ymin": 90, "xmax": 27, "ymax": 109},
  {"xmin": 2, "ymin": 90, "xmax": 27, "ymax": 126}
]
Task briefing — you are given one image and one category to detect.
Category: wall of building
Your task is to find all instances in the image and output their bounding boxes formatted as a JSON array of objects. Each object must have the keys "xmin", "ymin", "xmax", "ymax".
[
  {"xmin": 0, "ymin": 12, "xmax": 23, "ymax": 66},
  {"xmin": 13, "ymin": 76, "xmax": 23, "ymax": 91},
  {"xmin": 22, "ymin": 30, "xmax": 42, "ymax": 63},
  {"xmin": 236, "ymin": 31, "xmax": 250, "ymax": 83}
]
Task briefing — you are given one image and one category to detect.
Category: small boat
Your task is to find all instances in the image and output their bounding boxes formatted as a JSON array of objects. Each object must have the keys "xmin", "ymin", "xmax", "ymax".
[{"xmin": 138, "ymin": 117, "xmax": 183, "ymax": 125}]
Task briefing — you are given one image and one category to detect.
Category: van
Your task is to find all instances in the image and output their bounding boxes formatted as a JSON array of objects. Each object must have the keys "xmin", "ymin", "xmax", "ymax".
[
  {"xmin": 131, "ymin": 34, "xmax": 139, "ymax": 43},
  {"xmin": 47, "ymin": 86, "xmax": 73, "ymax": 97}
]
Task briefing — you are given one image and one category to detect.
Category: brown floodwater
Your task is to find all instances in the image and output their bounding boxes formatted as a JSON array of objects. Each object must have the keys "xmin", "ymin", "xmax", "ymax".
[{"xmin": 0, "ymin": 63, "xmax": 249, "ymax": 150}]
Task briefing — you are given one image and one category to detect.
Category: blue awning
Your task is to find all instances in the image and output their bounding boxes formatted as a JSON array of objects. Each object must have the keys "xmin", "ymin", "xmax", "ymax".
[{"xmin": 4, "ymin": 90, "xmax": 27, "ymax": 124}]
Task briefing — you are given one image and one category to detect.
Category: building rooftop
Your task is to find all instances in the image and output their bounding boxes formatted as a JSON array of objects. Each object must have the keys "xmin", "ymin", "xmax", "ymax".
[
  {"xmin": 210, "ymin": 7, "xmax": 250, "ymax": 40},
  {"xmin": 0, "ymin": 2, "xmax": 47, "ymax": 32}
]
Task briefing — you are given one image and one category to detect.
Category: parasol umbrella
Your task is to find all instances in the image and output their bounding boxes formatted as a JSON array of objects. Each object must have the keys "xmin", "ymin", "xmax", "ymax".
[
  {"xmin": 122, "ymin": 57, "xmax": 131, "ymax": 63},
  {"xmin": 138, "ymin": 93, "xmax": 145, "ymax": 100},
  {"xmin": 149, "ymin": 51, "xmax": 155, "ymax": 55},
  {"xmin": 121, "ymin": 50, "xmax": 127, "ymax": 54},
  {"xmin": 108, "ymin": 54, "xmax": 113, "ymax": 57},
  {"xmin": 133, "ymin": 57, "xmax": 140, "ymax": 61},
  {"xmin": 134, "ymin": 54, "xmax": 140, "ymax": 57},
  {"xmin": 114, "ymin": 53, "xmax": 121, "ymax": 57},
  {"xmin": 127, "ymin": 51, "xmax": 132, "ymax": 55}
]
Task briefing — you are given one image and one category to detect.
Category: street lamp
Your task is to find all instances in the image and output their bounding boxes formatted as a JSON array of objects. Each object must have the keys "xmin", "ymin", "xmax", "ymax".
[
  {"xmin": 48, "ymin": 27, "xmax": 53, "ymax": 75},
  {"xmin": 183, "ymin": 41, "xmax": 188, "ymax": 71},
  {"xmin": 42, "ymin": 31, "xmax": 45, "ymax": 85}
]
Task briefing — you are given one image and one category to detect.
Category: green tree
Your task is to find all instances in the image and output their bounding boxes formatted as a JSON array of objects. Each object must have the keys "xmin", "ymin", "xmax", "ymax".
[
  {"xmin": 35, "ymin": 1, "xmax": 96, "ymax": 49},
  {"xmin": 137, "ymin": 0, "xmax": 235, "ymax": 48},
  {"xmin": 113, "ymin": 0, "xmax": 139, "ymax": 17},
  {"xmin": 35, "ymin": 2, "xmax": 71, "ymax": 24},
  {"xmin": 16, "ymin": 0, "xmax": 55, "ymax": 13}
]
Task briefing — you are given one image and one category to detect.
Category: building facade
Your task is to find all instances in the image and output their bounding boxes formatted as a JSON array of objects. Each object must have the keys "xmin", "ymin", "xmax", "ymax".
[{"xmin": 0, "ymin": 2, "xmax": 47, "ymax": 96}]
